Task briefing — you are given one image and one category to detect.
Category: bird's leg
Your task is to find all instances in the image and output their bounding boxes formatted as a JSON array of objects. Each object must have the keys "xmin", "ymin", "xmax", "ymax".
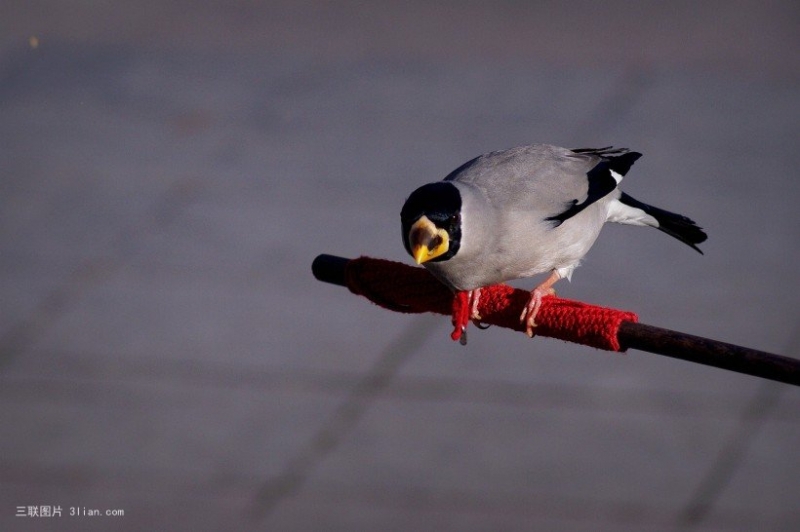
[
  {"xmin": 467, "ymin": 288, "xmax": 491, "ymax": 330},
  {"xmin": 520, "ymin": 270, "xmax": 560, "ymax": 337},
  {"xmin": 468, "ymin": 288, "xmax": 482, "ymax": 320}
]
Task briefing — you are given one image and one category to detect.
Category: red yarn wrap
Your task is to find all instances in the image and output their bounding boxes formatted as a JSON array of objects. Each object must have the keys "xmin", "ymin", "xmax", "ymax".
[{"xmin": 344, "ymin": 256, "xmax": 638, "ymax": 352}]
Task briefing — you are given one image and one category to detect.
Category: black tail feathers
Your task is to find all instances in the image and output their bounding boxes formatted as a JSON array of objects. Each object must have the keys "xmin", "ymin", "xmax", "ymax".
[{"xmin": 619, "ymin": 193, "xmax": 708, "ymax": 254}]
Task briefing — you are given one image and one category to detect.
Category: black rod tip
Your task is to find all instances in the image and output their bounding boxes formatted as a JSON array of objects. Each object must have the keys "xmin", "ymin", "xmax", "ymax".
[{"xmin": 311, "ymin": 254, "xmax": 349, "ymax": 286}]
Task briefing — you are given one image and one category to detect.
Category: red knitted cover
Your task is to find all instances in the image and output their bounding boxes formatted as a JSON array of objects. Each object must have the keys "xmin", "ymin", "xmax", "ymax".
[{"xmin": 344, "ymin": 256, "xmax": 638, "ymax": 352}]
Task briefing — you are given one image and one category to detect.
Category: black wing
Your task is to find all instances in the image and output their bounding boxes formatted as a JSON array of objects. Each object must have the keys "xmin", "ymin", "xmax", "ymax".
[{"xmin": 545, "ymin": 147, "xmax": 642, "ymax": 225}]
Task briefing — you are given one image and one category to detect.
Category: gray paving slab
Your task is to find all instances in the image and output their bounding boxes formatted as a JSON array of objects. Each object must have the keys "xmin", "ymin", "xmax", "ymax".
[
  {"xmin": 267, "ymin": 490, "xmax": 685, "ymax": 532},
  {"xmin": 719, "ymin": 420, "xmax": 800, "ymax": 521},
  {"xmin": 1, "ymin": 381, "xmax": 339, "ymax": 480},
  {"xmin": 310, "ymin": 398, "xmax": 736, "ymax": 499}
]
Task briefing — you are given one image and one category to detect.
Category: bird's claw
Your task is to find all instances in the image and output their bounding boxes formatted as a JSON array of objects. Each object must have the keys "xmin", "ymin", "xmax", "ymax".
[{"xmin": 473, "ymin": 320, "xmax": 491, "ymax": 330}]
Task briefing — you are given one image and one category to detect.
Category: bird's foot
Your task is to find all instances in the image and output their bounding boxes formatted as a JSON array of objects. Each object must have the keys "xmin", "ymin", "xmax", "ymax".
[
  {"xmin": 467, "ymin": 288, "xmax": 492, "ymax": 330},
  {"xmin": 468, "ymin": 288, "xmax": 482, "ymax": 320},
  {"xmin": 519, "ymin": 286, "xmax": 556, "ymax": 338}
]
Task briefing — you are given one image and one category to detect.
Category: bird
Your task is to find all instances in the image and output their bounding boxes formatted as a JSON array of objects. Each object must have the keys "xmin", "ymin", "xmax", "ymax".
[{"xmin": 400, "ymin": 144, "xmax": 707, "ymax": 337}]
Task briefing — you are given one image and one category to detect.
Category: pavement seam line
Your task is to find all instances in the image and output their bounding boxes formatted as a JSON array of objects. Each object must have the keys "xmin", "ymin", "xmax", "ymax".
[
  {"xmin": 0, "ymin": 178, "xmax": 199, "ymax": 370},
  {"xmin": 249, "ymin": 314, "xmax": 440, "ymax": 520}
]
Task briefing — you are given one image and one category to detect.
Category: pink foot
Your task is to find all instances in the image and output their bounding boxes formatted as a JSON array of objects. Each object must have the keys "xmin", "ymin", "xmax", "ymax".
[
  {"xmin": 519, "ymin": 286, "xmax": 556, "ymax": 337},
  {"xmin": 468, "ymin": 288, "xmax": 491, "ymax": 330},
  {"xmin": 468, "ymin": 288, "xmax": 482, "ymax": 320}
]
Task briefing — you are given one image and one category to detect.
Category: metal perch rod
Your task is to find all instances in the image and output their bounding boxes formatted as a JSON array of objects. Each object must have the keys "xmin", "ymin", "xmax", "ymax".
[{"xmin": 312, "ymin": 254, "xmax": 800, "ymax": 387}]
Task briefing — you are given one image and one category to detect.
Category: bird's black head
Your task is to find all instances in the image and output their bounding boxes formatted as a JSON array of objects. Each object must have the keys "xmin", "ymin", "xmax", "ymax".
[{"xmin": 400, "ymin": 181, "xmax": 462, "ymax": 264}]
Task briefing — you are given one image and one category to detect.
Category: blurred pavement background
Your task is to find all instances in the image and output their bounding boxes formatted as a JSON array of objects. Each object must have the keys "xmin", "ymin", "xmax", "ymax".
[{"xmin": 1, "ymin": 1, "xmax": 799, "ymax": 530}]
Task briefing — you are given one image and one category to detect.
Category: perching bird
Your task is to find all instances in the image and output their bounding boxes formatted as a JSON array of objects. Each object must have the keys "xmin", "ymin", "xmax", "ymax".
[{"xmin": 400, "ymin": 144, "xmax": 707, "ymax": 337}]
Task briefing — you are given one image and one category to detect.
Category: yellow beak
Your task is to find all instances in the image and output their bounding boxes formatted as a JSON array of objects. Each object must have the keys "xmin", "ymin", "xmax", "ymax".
[{"xmin": 409, "ymin": 216, "xmax": 450, "ymax": 264}]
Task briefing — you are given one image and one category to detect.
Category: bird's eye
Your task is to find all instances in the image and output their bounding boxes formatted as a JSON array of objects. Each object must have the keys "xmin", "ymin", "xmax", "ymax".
[{"xmin": 449, "ymin": 213, "xmax": 460, "ymax": 225}]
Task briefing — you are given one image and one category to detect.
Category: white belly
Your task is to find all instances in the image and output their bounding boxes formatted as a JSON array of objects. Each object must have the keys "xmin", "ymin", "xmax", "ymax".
[{"xmin": 426, "ymin": 202, "xmax": 609, "ymax": 290}]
